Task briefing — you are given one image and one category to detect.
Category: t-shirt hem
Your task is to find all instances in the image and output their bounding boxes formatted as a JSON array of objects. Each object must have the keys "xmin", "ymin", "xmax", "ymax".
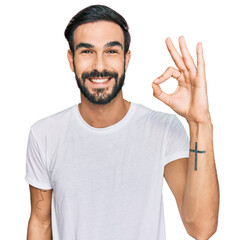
[
  {"xmin": 25, "ymin": 175, "xmax": 53, "ymax": 190},
  {"xmin": 164, "ymin": 151, "xmax": 189, "ymax": 166}
]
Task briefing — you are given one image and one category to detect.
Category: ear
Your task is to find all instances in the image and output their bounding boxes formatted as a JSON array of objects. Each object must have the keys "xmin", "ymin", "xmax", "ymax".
[
  {"xmin": 124, "ymin": 50, "xmax": 131, "ymax": 71},
  {"xmin": 67, "ymin": 49, "xmax": 75, "ymax": 72}
]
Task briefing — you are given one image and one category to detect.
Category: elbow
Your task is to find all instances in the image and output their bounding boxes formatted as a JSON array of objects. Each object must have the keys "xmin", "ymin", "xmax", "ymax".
[
  {"xmin": 189, "ymin": 229, "xmax": 217, "ymax": 240},
  {"xmin": 183, "ymin": 218, "xmax": 218, "ymax": 240},
  {"xmin": 27, "ymin": 215, "xmax": 52, "ymax": 236}
]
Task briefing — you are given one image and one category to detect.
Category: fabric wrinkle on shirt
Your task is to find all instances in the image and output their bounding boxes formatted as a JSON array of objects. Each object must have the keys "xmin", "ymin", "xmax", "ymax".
[{"xmin": 25, "ymin": 101, "xmax": 189, "ymax": 240}]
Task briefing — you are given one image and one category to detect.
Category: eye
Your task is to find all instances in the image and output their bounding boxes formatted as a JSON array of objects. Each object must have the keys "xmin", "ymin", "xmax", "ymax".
[
  {"xmin": 108, "ymin": 50, "xmax": 118, "ymax": 54},
  {"xmin": 81, "ymin": 50, "xmax": 92, "ymax": 54}
]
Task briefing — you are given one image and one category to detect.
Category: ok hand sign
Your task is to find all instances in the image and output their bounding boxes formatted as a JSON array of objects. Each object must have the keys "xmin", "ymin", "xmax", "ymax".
[{"xmin": 152, "ymin": 36, "xmax": 211, "ymax": 124}]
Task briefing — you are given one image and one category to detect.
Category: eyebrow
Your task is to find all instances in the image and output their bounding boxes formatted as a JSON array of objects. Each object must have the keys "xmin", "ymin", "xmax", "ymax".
[
  {"xmin": 75, "ymin": 41, "xmax": 123, "ymax": 51},
  {"xmin": 75, "ymin": 42, "xmax": 94, "ymax": 51},
  {"xmin": 104, "ymin": 41, "xmax": 123, "ymax": 49}
]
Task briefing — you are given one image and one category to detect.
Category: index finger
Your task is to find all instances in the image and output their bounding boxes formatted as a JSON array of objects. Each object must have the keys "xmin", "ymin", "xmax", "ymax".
[{"xmin": 165, "ymin": 37, "xmax": 187, "ymax": 72}]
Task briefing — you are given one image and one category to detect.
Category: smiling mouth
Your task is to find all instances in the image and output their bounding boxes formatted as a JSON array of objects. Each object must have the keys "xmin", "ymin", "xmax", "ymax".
[{"xmin": 87, "ymin": 77, "xmax": 113, "ymax": 84}]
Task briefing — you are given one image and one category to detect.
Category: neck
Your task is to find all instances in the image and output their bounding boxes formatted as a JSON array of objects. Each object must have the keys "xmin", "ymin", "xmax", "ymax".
[{"xmin": 78, "ymin": 91, "xmax": 131, "ymax": 128}]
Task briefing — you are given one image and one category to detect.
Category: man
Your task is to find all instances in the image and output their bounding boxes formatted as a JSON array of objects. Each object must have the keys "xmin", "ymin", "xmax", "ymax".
[{"xmin": 25, "ymin": 4, "xmax": 219, "ymax": 240}]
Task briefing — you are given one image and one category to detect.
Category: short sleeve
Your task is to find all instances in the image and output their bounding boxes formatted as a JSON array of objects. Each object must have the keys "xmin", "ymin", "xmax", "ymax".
[
  {"xmin": 24, "ymin": 129, "xmax": 52, "ymax": 190},
  {"xmin": 163, "ymin": 115, "xmax": 189, "ymax": 166}
]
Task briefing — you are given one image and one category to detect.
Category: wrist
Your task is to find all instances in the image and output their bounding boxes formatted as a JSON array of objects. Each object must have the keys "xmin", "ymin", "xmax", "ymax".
[
  {"xmin": 188, "ymin": 118, "xmax": 213, "ymax": 143},
  {"xmin": 187, "ymin": 112, "xmax": 212, "ymax": 127}
]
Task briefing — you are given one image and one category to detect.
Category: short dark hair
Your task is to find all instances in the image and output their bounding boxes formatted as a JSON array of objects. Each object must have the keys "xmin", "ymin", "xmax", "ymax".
[{"xmin": 64, "ymin": 5, "xmax": 131, "ymax": 55}]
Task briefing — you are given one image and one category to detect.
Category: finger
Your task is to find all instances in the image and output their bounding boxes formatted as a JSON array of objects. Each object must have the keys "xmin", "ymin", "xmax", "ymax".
[
  {"xmin": 165, "ymin": 37, "xmax": 187, "ymax": 72},
  {"xmin": 152, "ymin": 82, "xmax": 170, "ymax": 106},
  {"xmin": 153, "ymin": 67, "xmax": 185, "ymax": 84},
  {"xmin": 196, "ymin": 42, "xmax": 205, "ymax": 77},
  {"xmin": 179, "ymin": 36, "xmax": 197, "ymax": 73}
]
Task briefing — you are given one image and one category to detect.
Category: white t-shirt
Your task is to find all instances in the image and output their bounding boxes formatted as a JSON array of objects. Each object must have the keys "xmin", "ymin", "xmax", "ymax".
[{"xmin": 25, "ymin": 102, "xmax": 189, "ymax": 240}]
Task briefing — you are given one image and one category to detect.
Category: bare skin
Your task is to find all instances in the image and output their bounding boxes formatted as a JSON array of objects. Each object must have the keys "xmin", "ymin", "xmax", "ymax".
[
  {"xmin": 27, "ymin": 20, "xmax": 219, "ymax": 240},
  {"xmin": 27, "ymin": 185, "xmax": 52, "ymax": 239},
  {"xmin": 78, "ymin": 92, "xmax": 131, "ymax": 128},
  {"xmin": 67, "ymin": 21, "xmax": 131, "ymax": 128},
  {"xmin": 27, "ymin": 20, "xmax": 132, "ymax": 240},
  {"xmin": 152, "ymin": 36, "xmax": 219, "ymax": 239}
]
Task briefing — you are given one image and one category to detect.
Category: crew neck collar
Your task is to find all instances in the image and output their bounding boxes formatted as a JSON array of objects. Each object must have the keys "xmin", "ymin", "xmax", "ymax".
[{"xmin": 73, "ymin": 102, "xmax": 136, "ymax": 133}]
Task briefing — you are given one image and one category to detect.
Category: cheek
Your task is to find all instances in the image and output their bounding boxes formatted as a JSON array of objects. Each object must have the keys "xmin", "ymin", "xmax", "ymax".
[
  {"xmin": 107, "ymin": 57, "xmax": 125, "ymax": 73},
  {"xmin": 74, "ymin": 57, "xmax": 92, "ymax": 74}
]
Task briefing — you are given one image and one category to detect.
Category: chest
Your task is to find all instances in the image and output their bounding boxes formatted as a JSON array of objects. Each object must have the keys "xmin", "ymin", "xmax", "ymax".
[{"xmin": 50, "ymin": 129, "xmax": 164, "ymax": 202}]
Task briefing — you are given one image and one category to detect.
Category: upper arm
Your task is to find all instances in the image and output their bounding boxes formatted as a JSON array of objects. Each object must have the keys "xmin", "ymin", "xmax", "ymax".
[
  {"xmin": 164, "ymin": 158, "xmax": 188, "ymax": 221},
  {"xmin": 29, "ymin": 184, "xmax": 52, "ymax": 224}
]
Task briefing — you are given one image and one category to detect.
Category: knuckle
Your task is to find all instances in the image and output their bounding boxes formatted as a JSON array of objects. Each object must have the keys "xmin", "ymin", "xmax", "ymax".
[
  {"xmin": 153, "ymin": 91, "xmax": 159, "ymax": 98},
  {"xmin": 189, "ymin": 68, "xmax": 197, "ymax": 74},
  {"xmin": 167, "ymin": 66, "xmax": 175, "ymax": 71},
  {"xmin": 156, "ymin": 92, "xmax": 163, "ymax": 99}
]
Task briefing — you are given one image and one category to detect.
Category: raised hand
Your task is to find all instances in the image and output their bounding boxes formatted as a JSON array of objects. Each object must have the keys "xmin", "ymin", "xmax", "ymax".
[{"xmin": 152, "ymin": 36, "xmax": 211, "ymax": 124}]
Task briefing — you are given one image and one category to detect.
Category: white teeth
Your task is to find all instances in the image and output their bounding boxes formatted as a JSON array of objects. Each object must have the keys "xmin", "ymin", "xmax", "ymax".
[{"xmin": 90, "ymin": 78, "xmax": 110, "ymax": 83}]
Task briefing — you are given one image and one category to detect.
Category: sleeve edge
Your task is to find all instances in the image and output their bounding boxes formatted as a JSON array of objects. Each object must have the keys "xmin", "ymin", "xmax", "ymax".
[
  {"xmin": 25, "ymin": 175, "xmax": 52, "ymax": 190},
  {"xmin": 164, "ymin": 151, "xmax": 189, "ymax": 167}
]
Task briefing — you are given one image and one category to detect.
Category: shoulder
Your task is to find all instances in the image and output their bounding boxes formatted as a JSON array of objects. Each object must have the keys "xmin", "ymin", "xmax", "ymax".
[
  {"xmin": 30, "ymin": 104, "xmax": 76, "ymax": 139},
  {"xmin": 132, "ymin": 101, "xmax": 176, "ymax": 126}
]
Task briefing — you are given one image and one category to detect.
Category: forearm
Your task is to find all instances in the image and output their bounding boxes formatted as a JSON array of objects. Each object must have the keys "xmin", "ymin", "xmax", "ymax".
[
  {"xmin": 27, "ymin": 217, "xmax": 52, "ymax": 240},
  {"xmin": 182, "ymin": 119, "xmax": 219, "ymax": 239}
]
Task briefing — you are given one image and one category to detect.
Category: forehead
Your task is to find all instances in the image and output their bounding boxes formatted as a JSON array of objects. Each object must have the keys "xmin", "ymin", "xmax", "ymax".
[{"xmin": 73, "ymin": 21, "xmax": 124, "ymax": 48}]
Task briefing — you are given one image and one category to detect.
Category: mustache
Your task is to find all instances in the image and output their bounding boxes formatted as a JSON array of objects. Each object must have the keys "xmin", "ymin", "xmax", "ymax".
[{"xmin": 82, "ymin": 70, "xmax": 118, "ymax": 80}]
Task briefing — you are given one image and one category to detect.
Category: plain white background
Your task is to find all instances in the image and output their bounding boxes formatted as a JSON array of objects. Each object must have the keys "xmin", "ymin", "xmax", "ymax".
[{"xmin": 1, "ymin": 0, "xmax": 244, "ymax": 239}]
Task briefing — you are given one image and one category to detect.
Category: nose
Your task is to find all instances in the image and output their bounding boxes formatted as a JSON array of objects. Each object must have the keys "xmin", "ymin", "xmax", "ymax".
[{"xmin": 92, "ymin": 54, "xmax": 107, "ymax": 72}]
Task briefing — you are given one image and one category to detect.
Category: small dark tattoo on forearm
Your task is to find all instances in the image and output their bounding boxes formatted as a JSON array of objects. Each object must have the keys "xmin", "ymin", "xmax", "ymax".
[
  {"xmin": 35, "ymin": 189, "xmax": 47, "ymax": 210},
  {"xmin": 189, "ymin": 142, "xmax": 205, "ymax": 171}
]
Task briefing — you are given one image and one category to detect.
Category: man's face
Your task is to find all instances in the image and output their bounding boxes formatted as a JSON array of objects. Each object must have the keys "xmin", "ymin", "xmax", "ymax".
[{"xmin": 68, "ymin": 21, "xmax": 131, "ymax": 105}]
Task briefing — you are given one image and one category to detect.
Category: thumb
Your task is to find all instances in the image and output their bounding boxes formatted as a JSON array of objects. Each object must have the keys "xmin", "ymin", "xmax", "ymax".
[{"xmin": 152, "ymin": 82, "xmax": 170, "ymax": 106}]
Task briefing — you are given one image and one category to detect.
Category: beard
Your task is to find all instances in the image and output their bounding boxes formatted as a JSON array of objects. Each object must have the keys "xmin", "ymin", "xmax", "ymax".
[{"xmin": 74, "ymin": 65, "xmax": 126, "ymax": 105}]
